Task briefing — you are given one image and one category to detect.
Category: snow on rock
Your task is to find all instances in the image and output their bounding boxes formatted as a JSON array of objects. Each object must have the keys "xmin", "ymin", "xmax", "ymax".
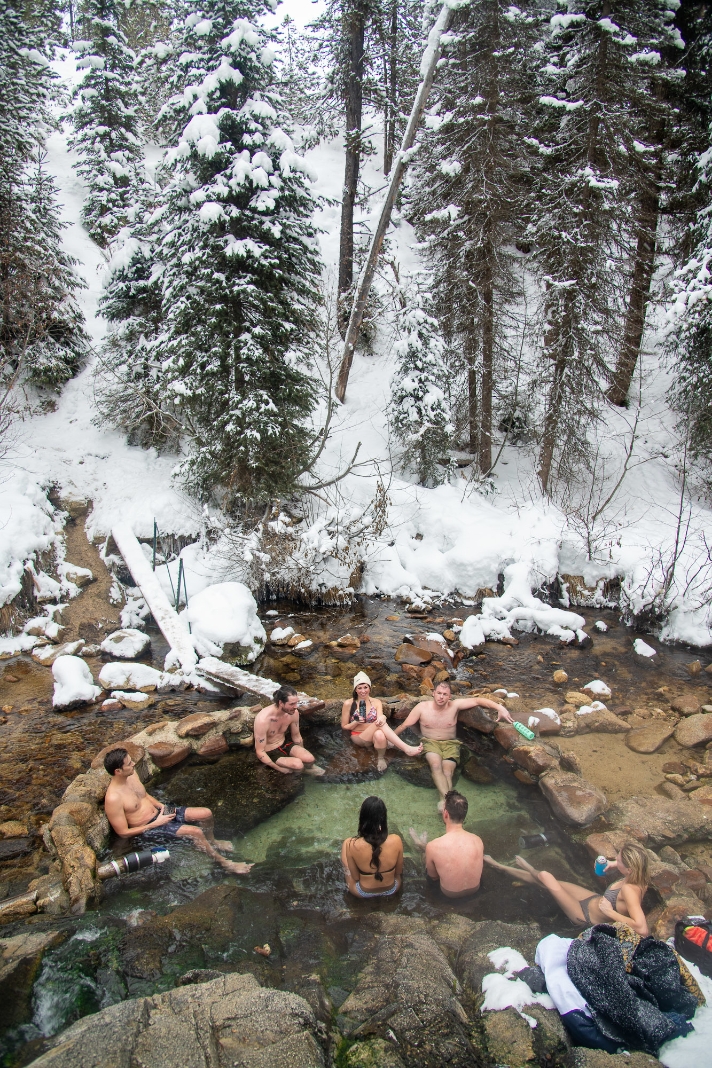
[
  {"xmin": 481, "ymin": 946, "xmax": 554, "ymax": 1018},
  {"xmin": 532, "ymin": 707, "xmax": 561, "ymax": 724},
  {"xmin": 459, "ymin": 615, "xmax": 486, "ymax": 649},
  {"xmin": 576, "ymin": 700, "xmax": 607, "ymax": 716},
  {"xmin": 0, "ymin": 473, "xmax": 62, "ymax": 608},
  {"xmin": 100, "ymin": 628, "xmax": 151, "ymax": 659},
  {"xmin": 52, "ymin": 655, "xmax": 102, "ymax": 708},
  {"xmin": 110, "ymin": 690, "xmax": 151, "ymax": 710},
  {"xmin": 583, "ymin": 679, "xmax": 612, "ymax": 698},
  {"xmin": 633, "ymin": 638, "xmax": 657, "ymax": 658},
  {"xmin": 270, "ymin": 626, "xmax": 295, "ymax": 645},
  {"xmin": 0, "ymin": 634, "xmax": 39, "ymax": 658},
  {"xmin": 594, "ymin": 620, "xmax": 608, "ymax": 632},
  {"xmin": 185, "ymin": 581, "xmax": 266, "ymax": 662},
  {"xmin": 99, "ymin": 662, "xmax": 164, "ymax": 692}
]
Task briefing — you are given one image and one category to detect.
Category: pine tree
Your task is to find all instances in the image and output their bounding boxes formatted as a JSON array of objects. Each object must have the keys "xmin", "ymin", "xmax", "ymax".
[
  {"xmin": 390, "ymin": 279, "xmax": 453, "ymax": 486},
  {"xmin": 69, "ymin": 0, "xmax": 142, "ymax": 246},
  {"xmin": 101, "ymin": 0, "xmax": 323, "ymax": 505},
  {"xmin": 408, "ymin": 0, "xmax": 539, "ymax": 475},
  {"xmin": 0, "ymin": 0, "xmax": 88, "ymax": 394}
]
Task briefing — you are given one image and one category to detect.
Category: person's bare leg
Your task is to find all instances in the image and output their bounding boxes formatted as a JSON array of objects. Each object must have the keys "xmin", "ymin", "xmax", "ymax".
[
  {"xmin": 536, "ymin": 871, "xmax": 592, "ymax": 924},
  {"xmin": 409, "ymin": 829, "xmax": 428, "ymax": 852},
  {"xmin": 184, "ymin": 806, "xmax": 233, "ymax": 853},
  {"xmin": 425, "ymin": 753, "xmax": 450, "ymax": 800},
  {"xmin": 443, "ymin": 759, "xmax": 456, "ymax": 792},
  {"xmin": 514, "ymin": 855, "xmax": 542, "ymax": 879},
  {"xmin": 177, "ymin": 825, "xmax": 253, "ymax": 874},
  {"xmin": 290, "ymin": 745, "xmax": 325, "ymax": 776},
  {"xmin": 483, "ymin": 855, "xmax": 539, "ymax": 885},
  {"xmin": 377, "ymin": 720, "xmax": 423, "ymax": 757},
  {"xmin": 373, "ymin": 729, "xmax": 388, "ymax": 772}
]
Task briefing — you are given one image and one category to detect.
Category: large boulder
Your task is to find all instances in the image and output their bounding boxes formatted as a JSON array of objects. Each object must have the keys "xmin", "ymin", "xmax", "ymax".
[
  {"xmin": 539, "ymin": 771, "xmax": 607, "ymax": 826},
  {"xmin": 605, "ymin": 796, "xmax": 712, "ymax": 847},
  {"xmin": 24, "ymin": 973, "xmax": 324, "ymax": 1068},
  {"xmin": 674, "ymin": 713, "xmax": 712, "ymax": 748},
  {"xmin": 573, "ymin": 705, "xmax": 629, "ymax": 734},
  {"xmin": 626, "ymin": 723, "xmax": 676, "ymax": 754},
  {"xmin": 0, "ymin": 930, "xmax": 64, "ymax": 1028}
]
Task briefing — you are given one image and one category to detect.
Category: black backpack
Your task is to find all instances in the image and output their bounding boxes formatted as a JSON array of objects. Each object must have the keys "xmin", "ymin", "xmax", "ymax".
[{"xmin": 674, "ymin": 918, "xmax": 712, "ymax": 979}]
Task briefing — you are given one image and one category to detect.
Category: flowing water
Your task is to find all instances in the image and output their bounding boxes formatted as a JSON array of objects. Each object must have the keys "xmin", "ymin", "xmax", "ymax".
[{"xmin": 0, "ymin": 596, "xmax": 710, "ymax": 1065}]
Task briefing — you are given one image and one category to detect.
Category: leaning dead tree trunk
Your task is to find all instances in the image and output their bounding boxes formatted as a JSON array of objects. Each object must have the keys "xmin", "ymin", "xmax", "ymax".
[{"xmin": 335, "ymin": 0, "xmax": 458, "ymax": 402}]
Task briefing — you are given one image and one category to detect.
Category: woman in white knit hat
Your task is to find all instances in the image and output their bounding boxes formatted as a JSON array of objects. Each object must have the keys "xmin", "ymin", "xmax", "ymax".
[{"xmin": 341, "ymin": 671, "xmax": 423, "ymax": 772}]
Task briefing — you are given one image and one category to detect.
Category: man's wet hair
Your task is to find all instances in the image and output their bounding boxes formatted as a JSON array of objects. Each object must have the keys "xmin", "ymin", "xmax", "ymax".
[
  {"xmin": 434, "ymin": 679, "xmax": 452, "ymax": 690},
  {"xmin": 104, "ymin": 747, "xmax": 130, "ymax": 776},
  {"xmin": 274, "ymin": 684, "xmax": 298, "ymax": 706},
  {"xmin": 443, "ymin": 789, "xmax": 468, "ymax": 823}
]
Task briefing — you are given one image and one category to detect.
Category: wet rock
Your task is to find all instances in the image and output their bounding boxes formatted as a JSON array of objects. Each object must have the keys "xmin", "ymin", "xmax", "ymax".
[
  {"xmin": 392, "ymin": 696, "xmax": 420, "ymax": 721},
  {"xmin": 456, "ymin": 920, "xmax": 542, "ymax": 996},
  {"xmin": 155, "ymin": 750, "xmax": 302, "ymax": 838},
  {"xmin": 175, "ymin": 711, "xmax": 219, "ymax": 738},
  {"xmin": 539, "ymin": 771, "xmax": 607, "ymax": 826},
  {"xmin": 458, "ymin": 705, "xmax": 497, "ymax": 734},
  {"xmin": 0, "ymin": 819, "xmax": 28, "ymax": 838},
  {"xmin": 177, "ymin": 968, "xmax": 224, "ymax": 986},
  {"xmin": 688, "ymin": 660, "xmax": 702, "ymax": 675},
  {"xmin": 570, "ymin": 1052, "xmax": 663, "ymax": 1068},
  {"xmin": 101, "ymin": 699, "xmax": 123, "ymax": 712},
  {"xmin": 559, "ymin": 750, "xmax": 583, "ymax": 775},
  {"xmin": 0, "ymin": 891, "xmax": 37, "ymax": 924},
  {"xmin": 110, "ymin": 690, "xmax": 152, "ymax": 711},
  {"xmin": 333, "ymin": 633, "xmax": 361, "ymax": 649},
  {"xmin": 626, "ymin": 723, "xmax": 676, "ymax": 754},
  {"xmin": 565, "ymin": 691, "xmax": 591, "ymax": 707},
  {"xmin": 391, "ymin": 757, "xmax": 439, "ymax": 790},
  {"xmin": 394, "ymin": 644, "xmax": 431, "ymax": 666},
  {"xmin": 662, "ymin": 761, "xmax": 687, "ymax": 776},
  {"xmin": 552, "ymin": 670, "xmax": 568, "ymax": 684},
  {"xmin": 345, "ymin": 1038, "xmax": 405, "ymax": 1068},
  {"xmin": 197, "ymin": 734, "xmax": 229, "ymax": 759},
  {"xmin": 494, "ymin": 723, "xmax": 520, "ymax": 750},
  {"xmin": 32, "ymin": 639, "xmax": 85, "ymax": 666},
  {"xmin": 482, "ymin": 1008, "xmax": 535, "ymax": 1065},
  {"xmin": 28, "ymin": 874, "xmax": 69, "ymax": 915},
  {"xmin": 0, "ymin": 836, "xmax": 33, "ymax": 859},
  {"xmin": 24, "ymin": 973, "xmax": 323, "ymax": 1068},
  {"xmin": 146, "ymin": 742, "xmax": 191, "ymax": 769},
  {"xmin": 0, "ymin": 929, "xmax": 64, "ymax": 1027},
  {"xmin": 659, "ymin": 781, "xmax": 686, "ymax": 800},
  {"xmin": 461, "ymin": 756, "xmax": 494, "ymax": 785},
  {"xmin": 675, "ymin": 713, "xmax": 712, "ymax": 748},
  {"xmin": 514, "ymin": 769, "xmax": 537, "ymax": 785},
  {"xmin": 286, "ymin": 632, "xmax": 308, "ymax": 646},
  {"xmin": 91, "ymin": 740, "xmax": 145, "ymax": 770},
  {"xmin": 511, "ymin": 744, "xmax": 559, "ymax": 777},
  {"xmin": 583, "ymin": 680, "xmax": 612, "ymax": 700},
  {"xmin": 338, "ymin": 916, "xmax": 476, "ymax": 1066},
  {"xmin": 671, "ymin": 696, "xmax": 700, "ymax": 716},
  {"xmin": 574, "ymin": 706, "xmax": 630, "ymax": 734},
  {"xmin": 584, "ymin": 831, "xmax": 629, "ymax": 860},
  {"xmin": 694, "ymin": 784, "xmax": 712, "ymax": 806},
  {"xmin": 605, "ymin": 796, "xmax": 712, "ymax": 847}
]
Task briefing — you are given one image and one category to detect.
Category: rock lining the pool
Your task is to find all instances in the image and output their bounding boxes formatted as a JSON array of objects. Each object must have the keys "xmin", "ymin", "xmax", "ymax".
[{"xmin": 25, "ymin": 697, "xmax": 615, "ymax": 920}]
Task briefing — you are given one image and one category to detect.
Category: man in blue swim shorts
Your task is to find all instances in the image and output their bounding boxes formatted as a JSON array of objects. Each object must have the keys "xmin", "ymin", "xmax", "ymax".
[{"xmin": 103, "ymin": 747, "xmax": 253, "ymax": 874}]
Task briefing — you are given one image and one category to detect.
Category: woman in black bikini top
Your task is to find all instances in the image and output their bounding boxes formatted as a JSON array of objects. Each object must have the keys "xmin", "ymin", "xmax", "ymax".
[
  {"xmin": 341, "ymin": 796, "xmax": 403, "ymax": 899},
  {"xmin": 484, "ymin": 841, "xmax": 650, "ymax": 934}
]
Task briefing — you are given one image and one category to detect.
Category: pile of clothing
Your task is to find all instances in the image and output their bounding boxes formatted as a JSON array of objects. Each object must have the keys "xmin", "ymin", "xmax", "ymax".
[{"xmin": 525, "ymin": 923, "xmax": 705, "ymax": 1055}]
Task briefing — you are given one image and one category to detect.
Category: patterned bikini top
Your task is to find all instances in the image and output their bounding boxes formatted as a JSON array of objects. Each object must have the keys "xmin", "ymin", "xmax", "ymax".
[{"xmin": 350, "ymin": 700, "xmax": 378, "ymax": 724}]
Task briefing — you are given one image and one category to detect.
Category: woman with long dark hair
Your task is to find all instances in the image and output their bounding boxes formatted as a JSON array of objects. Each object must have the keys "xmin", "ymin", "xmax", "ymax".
[
  {"xmin": 341, "ymin": 796, "xmax": 403, "ymax": 898},
  {"xmin": 341, "ymin": 672, "xmax": 422, "ymax": 772}
]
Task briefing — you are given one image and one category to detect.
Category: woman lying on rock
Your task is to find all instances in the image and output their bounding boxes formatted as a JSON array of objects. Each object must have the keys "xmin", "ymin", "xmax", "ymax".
[
  {"xmin": 484, "ymin": 841, "xmax": 650, "ymax": 934},
  {"xmin": 341, "ymin": 672, "xmax": 423, "ymax": 772},
  {"xmin": 341, "ymin": 795, "xmax": 403, "ymax": 898}
]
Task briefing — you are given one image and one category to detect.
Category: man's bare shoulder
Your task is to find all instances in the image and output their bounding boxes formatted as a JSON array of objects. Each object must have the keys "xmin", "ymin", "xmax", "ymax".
[
  {"xmin": 410, "ymin": 700, "xmax": 433, "ymax": 715},
  {"xmin": 254, "ymin": 704, "xmax": 276, "ymax": 723},
  {"xmin": 104, "ymin": 780, "xmax": 124, "ymax": 805}
]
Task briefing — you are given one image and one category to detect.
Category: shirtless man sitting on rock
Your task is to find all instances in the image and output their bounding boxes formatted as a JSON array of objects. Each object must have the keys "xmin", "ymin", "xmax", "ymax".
[
  {"xmin": 409, "ymin": 789, "xmax": 484, "ymax": 898},
  {"xmin": 103, "ymin": 747, "xmax": 253, "ymax": 874},
  {"xmin": 254, "ymin": 684, "xmax": 325, "ymax": 776},
  {"xmin": 394, "ymin": 680, "xmax": 513, "ymax": 803}
]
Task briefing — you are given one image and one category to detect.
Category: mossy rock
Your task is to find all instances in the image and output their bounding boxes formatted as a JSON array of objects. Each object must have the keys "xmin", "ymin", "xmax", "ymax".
[{"xmin": 345, "ymin": 1038, "xmax": 405, "ymax": 1068}]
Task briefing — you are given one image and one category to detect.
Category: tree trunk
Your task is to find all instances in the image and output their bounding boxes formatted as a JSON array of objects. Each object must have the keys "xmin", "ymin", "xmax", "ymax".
[
  {"xmin": 537, "ymin": 346, "xmax": 567, "ymax": 494},
  {"xmin": 467, "ymin": 338, "xmax": 478, "ymax": 455},
  {"xmin": 338, "ymin": 2, "xmax": 367, "ymax": 307},
  {"xmin": 479, "ymin": 241, "xmax": 494, "ymax": 475},
  {"xmin": 383, "ymin": 0, "xmax": 398, "ymax": 175}
]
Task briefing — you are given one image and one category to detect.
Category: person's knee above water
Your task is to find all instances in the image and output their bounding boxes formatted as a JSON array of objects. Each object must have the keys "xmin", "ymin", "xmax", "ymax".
[
  {"xmin": 409, "ymin": 789, "xmax": 483, "ymax": 898},
  {"xmin": 341, "ymin": 672, "xmax": 422, "ymax": 773},
  {"xmin": 102, "ymin": 747, "xmax": 253, "ymax": 875},
  {"xmin": 341, "ymin": 795, "xmax": 403, "ymax": 898},
  {"xmin": 254, "ymin": 684, "xmax": 324, "ymax": 776},
  {"xmin": 484, "ymin": 840, "xmax": 650, "ymax": 934},
  {"xmin": 394, "ymin": 680, "xmax": 513, "ymax": 800}
]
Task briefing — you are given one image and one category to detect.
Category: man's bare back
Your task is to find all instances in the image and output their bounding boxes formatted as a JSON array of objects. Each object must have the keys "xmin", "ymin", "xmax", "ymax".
[{"xmin": 410, "ymin": 789, "xmax": 483, "ymax": 897}]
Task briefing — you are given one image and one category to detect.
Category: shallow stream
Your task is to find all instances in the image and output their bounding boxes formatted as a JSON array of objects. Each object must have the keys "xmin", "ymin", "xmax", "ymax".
[{"xmin": 0, "ymin": 595, "xmax": 710, "ymax": 1065}]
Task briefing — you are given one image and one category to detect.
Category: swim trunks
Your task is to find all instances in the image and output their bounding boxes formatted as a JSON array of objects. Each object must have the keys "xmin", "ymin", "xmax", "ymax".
[
  {"xmin": 143, "ymin": 805, "xmax": 187, "ymax": 837},
  {"xmin": 422, "ymin": 738, "xmax": 462, "ymax": 763},
  {"xmin": 267, "ymin": 738, "xmax": 295, "ymax": 759}
]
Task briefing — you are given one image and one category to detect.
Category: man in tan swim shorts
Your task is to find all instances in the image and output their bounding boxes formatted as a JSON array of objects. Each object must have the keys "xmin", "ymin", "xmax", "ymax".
[{"xmin": 394, "ymin": 680, "xmax": 513, "ymax": 802}]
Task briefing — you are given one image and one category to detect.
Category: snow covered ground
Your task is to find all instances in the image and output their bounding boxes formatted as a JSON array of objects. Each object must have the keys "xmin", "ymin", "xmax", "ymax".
[{"xmin": 3, "ymin": 45, "xmax": 712, "ymax": 648}]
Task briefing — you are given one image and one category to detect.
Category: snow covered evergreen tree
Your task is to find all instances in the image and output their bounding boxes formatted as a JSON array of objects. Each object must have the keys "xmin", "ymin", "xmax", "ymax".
[
  {"xmin": 390, "ymin": 280, "xmax": 452, "ymax": 486},
  {"xmin": 101, "ymin": 0, "xmax": 323, "ymax": 505},
  {"xmin": 408, "ymin": 1, "xmax": 539, "ymax": 475},
  {"xmin": 0, "ymin": 0, "xmax": 88, "ymax": 394},
  {"xmin": 69, "ymin": 0, "xmax": 142, "ymax": 246}
]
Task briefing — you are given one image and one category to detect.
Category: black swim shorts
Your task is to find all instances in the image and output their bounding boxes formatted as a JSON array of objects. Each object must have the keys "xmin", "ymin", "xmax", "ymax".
[{"xmin": 143, "ymin": 805, "xmax": 187, "ymax": 837}]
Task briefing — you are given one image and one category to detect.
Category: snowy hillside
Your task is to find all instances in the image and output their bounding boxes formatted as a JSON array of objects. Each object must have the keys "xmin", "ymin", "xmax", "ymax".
[{"xmin": 2, "ymin": 39, "xmax": 712, "ymax": 648}]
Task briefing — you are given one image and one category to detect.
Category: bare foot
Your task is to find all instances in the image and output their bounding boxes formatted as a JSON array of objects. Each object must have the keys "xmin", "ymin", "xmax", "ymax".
[
  {"xmin": 377, "ymin": 755, "xmax": 388, "ymax": 773},
  {"xmin": 484, "ymin": 854, "xmax": 505, "ymax": 870},
  {"xmin": 514, "ymin": 855, "xmax": 540, "ymax": 878},
  {"xmin": 214, "ymin": 839, "xmax": 234, "ymax": 853},
  {"xmin": 437, "ymin": 799, "xmax": 445, "ymax": 813},
  {"xmin": 304, "ymin": 765, "xmax": 326, "ymax": 777},
  {"xmin": 222, "ymin": 860, "xmax": 254, "ymax": 874},
  {"xmin": 404, "ymin": 743, "xmax": 423, "ymax": 757},
  {"xmin": 409, "ymin": 828, "xmax": 428, "ymax": 851}
]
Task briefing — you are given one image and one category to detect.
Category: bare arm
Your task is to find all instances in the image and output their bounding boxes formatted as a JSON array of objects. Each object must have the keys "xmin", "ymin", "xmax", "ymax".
[
  {"xmin": 598, "ymin": 885, "xmax": 648, "ymax": 936},
  {"xmin": 455, "ymin": 696, "xmax": 513, "ymax": 724},
  {"xmin": 104, "ymin": 794, "xmax": 173, "ymax": 838},
  {"xmin": 393, "ymin": 703, "xmax": 424, "ymax": 736},
  {"xmin": 290, "ymin": 713, "xmax": 303, "ymax": 746},
  {"xmin": 341, "ymin": 700, "xmax": 353, "ymax": 729},
  {"xmin": 424, "ymin": 843, "xmax": 439, "ymax": 881},
  {"xmin": 394, "ymin": 837, "xmax": 404, "ymax": 880}
]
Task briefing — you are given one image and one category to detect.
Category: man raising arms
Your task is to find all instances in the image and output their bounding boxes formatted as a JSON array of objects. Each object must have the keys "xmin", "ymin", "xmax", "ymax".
[
  {"xmin": 394, "ymin": 680, "xmax": 513, "ymax": 801},
  {"xmin": 254, "ymin": 684, "xmax": 325, "ymax": 776},
  {"xmin": 410, "ymin": 789, "xmax": 483, "ymax": 898},
  {"xmin": 103, "ymin": 748, "xmax": 253, "ymax": 874}
]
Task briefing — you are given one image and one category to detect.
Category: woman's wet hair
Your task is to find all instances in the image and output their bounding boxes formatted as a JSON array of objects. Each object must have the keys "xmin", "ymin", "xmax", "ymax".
[
  {"xmin": 620, "ymin": 841, "xmax": 649, "ymax": 888},
  {"xmin": 274, "ymin": 684, "xmax": 298, "ymax": 706},
  {"xmin": 443, "ymin": 789, "xmax": 468, "ymax": 823},
  {"xmin": 356, "ymin": 795, "xmax": 388, "ymax": 881},
  {"xmin": 104, "ymin": 747, "xmax": 129, "ymax": 776}
]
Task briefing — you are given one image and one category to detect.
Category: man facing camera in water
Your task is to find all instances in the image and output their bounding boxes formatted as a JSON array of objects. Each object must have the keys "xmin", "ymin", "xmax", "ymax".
[
  {"xmin": 254, "ymin": 684, "xmax": 325, "ymax": 776},
  {"xmin": 394, "ymin": 680, "xmax": 513, "ymax": 801},
  {"xmin": 409, "ymin": 789, "xmax": 483, "ymax": 898}
]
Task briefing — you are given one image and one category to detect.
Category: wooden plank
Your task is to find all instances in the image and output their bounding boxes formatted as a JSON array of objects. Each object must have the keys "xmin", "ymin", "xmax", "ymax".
[
  {"xmin": 111, "ymin": 523, "xmax": 197, "ymax": 672},
  {"xmin": 197, "ymin": 657, "xmax": 324, "ymax": 712}
]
